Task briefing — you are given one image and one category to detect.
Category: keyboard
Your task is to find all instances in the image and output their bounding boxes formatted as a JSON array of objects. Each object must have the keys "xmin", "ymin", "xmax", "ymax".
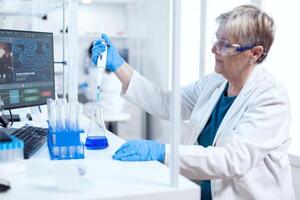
[{"xmin": 11, "ymin": 126, "xmax": 48, "ymax": 159}]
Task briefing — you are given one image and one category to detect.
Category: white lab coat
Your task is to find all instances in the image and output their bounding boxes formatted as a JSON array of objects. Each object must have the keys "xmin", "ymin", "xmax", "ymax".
[{"xmin": 122, "ymin": 66, "xmax": 295, "ymax": 200}]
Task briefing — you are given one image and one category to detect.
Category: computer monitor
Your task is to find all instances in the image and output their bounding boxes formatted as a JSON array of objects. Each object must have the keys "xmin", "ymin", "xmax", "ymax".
[{"xmin": 0, "ymin": 29, "xmax": 55, "ymax": 110}]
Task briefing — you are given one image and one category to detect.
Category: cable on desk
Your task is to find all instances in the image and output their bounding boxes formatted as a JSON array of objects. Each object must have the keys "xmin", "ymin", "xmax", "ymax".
[
  {"xmin": 38, "ymin": 106, "xmax": 42, "ymax": 113},
  {"xmin": 8, "ymin": 109, "xmax": 13, "ymax": 127}
]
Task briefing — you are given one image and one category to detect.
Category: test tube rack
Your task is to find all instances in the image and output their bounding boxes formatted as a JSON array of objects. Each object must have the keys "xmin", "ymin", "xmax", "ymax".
[{"xmin": 47, "ymin": 126, "xmax": 85, "ymax": 160}]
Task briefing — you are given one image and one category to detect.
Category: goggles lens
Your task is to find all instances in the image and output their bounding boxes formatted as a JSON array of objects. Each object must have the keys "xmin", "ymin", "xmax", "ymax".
[{"xmin": 214, "ymin": 39, "xmax": 254, "ymax": 56}]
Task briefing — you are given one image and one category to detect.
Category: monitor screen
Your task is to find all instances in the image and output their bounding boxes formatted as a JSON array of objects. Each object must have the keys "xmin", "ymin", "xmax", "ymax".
[{"xmin": 0, "ymin": 29, "xmax": 55, "ymax": 109}]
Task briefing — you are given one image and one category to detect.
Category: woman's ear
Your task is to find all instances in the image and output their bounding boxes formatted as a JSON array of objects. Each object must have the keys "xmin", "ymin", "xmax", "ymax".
[{"xmin": 251, "ymin": 45, "xmax": 264, "ymax": 62}]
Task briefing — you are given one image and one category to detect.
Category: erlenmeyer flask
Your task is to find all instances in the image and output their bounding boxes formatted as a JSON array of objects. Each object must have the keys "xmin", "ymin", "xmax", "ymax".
[{"xmin": 85, "ymin": 106, "xmax": 108, "ymax": 150}]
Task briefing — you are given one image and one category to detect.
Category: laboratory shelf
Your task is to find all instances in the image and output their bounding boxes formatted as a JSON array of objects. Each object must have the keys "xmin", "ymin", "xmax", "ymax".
[{"xmin": 0, "ymin": 0, "xmax": 63, "ymax": 17}]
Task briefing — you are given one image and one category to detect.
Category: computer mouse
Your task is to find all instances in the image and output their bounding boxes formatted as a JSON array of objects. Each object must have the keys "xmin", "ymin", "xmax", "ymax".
[{"xmin": 0, "ymin": 179, "xmax": 10, "ymax": 192}]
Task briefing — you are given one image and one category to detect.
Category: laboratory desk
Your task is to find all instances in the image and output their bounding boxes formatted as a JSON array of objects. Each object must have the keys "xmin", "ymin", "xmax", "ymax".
[{"xmin": 0, "ymin": 109, "xmax": 200, "ymax": 200}]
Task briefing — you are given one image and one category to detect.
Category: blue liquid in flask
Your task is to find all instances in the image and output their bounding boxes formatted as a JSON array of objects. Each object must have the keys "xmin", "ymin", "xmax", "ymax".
[
  {"xmin": 85, "ymin": 136, "xmax": 108, "ymax": 150},
  {"xmin": 86, "ymin": 106, "xmax": 109, "ymax": 150}
]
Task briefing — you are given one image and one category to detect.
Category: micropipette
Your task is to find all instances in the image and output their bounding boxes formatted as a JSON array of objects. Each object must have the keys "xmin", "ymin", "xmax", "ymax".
[{"xmin": 96, "ymin": 40, "xmax": 107, "ymax": 101}]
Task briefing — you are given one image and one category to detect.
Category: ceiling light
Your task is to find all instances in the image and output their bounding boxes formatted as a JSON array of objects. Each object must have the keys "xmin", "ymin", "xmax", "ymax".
[{"xmin": 81, "ymin": 0, "xmax": 92, "ymax": 4}]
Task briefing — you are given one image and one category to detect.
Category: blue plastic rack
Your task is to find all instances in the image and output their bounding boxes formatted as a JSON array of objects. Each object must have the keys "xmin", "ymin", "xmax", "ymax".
[{"xmin": 47, "ymin": 126, "xmax": 85, "ymax": 160}]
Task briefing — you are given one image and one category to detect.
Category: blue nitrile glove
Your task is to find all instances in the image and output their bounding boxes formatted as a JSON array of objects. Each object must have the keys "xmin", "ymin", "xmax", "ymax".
[
  {"xmin": 92, "ymin": 33, "xmax": 125, "ymax": 72},
  {"xmin": 113, "ymin": 139, "xmax": 165, "ymax": 162}
]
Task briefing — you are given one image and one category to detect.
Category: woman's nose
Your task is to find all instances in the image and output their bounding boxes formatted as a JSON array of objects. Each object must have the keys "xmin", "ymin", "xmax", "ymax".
[{"xmin": 211, "ymin": 44, "xmax": 217, "ymax": 54}]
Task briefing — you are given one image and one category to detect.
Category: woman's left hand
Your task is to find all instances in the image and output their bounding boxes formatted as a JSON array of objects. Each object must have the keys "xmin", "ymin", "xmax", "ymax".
[{"xmin": 113, "ymin": 139, "xmax": 165, "ymax": 162}]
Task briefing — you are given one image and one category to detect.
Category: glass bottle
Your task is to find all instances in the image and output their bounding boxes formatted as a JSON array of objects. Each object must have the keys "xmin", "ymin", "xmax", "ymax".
[{"xmin": 85, "ymin": 106, "xmax": 108, "ymax": 150}]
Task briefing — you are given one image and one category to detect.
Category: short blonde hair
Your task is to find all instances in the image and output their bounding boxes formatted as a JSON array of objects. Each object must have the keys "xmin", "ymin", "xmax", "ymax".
[{"xmin": 216, "ymin": 5, "xmax": 275, "ymax": 63}]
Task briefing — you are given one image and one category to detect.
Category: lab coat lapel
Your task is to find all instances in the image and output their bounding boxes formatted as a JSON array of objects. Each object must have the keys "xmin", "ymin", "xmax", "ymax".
[
  {"xmin": 188, "ymin": 82, "xmax": 227, "ymax": 145},
  {"xmin": 212, "ymin": 67, "xmax": 264, "ymax": 146},
  {"xmin": 212, "ymin": 90, "xmax": 247, "ymax": 146}
]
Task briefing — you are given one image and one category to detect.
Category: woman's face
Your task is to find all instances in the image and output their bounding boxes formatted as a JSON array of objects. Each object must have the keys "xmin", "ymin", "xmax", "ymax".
[{"xmin": 211, "ymin": 28, "xmax": 254, "ymax": 80}]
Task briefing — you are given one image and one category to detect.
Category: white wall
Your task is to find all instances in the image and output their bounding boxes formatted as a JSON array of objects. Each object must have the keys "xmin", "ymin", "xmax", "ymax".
[{"xmin": 180, "ymin": 0, "xmax": 200, "ymax": 86}]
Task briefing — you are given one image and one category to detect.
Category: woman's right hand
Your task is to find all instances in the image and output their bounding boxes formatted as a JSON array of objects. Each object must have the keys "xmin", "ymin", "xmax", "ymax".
[{"xmin": 92, "ymin": 33, "xmax": 125, "ymax": 72}]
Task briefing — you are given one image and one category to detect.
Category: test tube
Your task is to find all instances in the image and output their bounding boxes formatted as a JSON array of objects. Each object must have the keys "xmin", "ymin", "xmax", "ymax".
[
  {"xmin": 63, "ymin": 98, "xmax": 68, "ymax": 129},
  {"xmin": 55, "ymin": 99, "xmax": 61, "ymax": 131},
  {"xmin": 12, "ymin": 141, "xmax": 17, "ymax": 160},
  {"xmin": 66, "ymin": 100, "xmax": 71, "ymax": 130},
  {"xmin": 69, "ymin": 101, "xmax": 76, "ymax": 131},
  {"xmin": 46, "ymin": 98, "xmax": 53, "ymax": 122},
  {"xmin": 50, "ymin": 100, "xmax": 57, "ymax": 131},
  {"xmin": 0, "ymin": 144, "xmax": 6, "ymax": 161},
  {"xmin": 59, "ymin": 98, "xmax": 67, "ymax": 130},
  {"xmin": 60, "ymin": 146, "xmax": 67, "ymax": 159},
  {"xmin": 17, "ymin": 140, "xmax": 24, "ymax": 160},
  {"xmin": 76, "ymin": 145, "xmax": 84, "ymax": 156},
  {"xmin": 68, "ymin": 101, "xmax": 76, "ymax": 158},
  {"xmin": 77, "ymin": 103, "xmax": 83, "ymax": 130},
  {"xmin": 49, "ymin": 101, "xmax": 57, "ymax": 148},
  {"xmin": 68, "ymin": 146, "xmax": 75, "ymax": 158},
  {"xmin": 0, "ymin": 143, "xmax": 7, "ymax": 161},
  {"xmin": 66, "ymin": 101, "xmax": 71, "ymax": 130},
  {"xmin": 70, "ymin": 101, "xmax": 81, "ymax": 131},
  {"xmin": 7, "ymin": 143, "xmax": 13, "ymax": 161},
  {"xmin": 53, "ymin": 146, "xmax": 59, "ymax": 157}
]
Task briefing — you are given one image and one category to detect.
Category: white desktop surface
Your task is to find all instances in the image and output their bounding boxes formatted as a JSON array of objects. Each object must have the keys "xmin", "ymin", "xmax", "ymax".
[{"xmin": 0, "ymin": 107, "xmax": 200, "ymax": 200}]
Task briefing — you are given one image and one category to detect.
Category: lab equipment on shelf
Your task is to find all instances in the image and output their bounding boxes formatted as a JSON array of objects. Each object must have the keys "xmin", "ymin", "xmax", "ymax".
[{"xmin": 47, "ymin": 98, "xmax": 85, "ymax": 160}]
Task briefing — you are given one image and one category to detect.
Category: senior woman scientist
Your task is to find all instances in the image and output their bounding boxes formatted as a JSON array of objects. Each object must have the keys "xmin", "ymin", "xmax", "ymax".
[{"xmin": 92, "ymin": 5, "xmax": 294, "ymax": 200}]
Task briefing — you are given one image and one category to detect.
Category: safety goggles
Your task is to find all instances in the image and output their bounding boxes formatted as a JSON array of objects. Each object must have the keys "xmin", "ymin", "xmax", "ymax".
[{"xmin": 213, "ymin": 39, "xmax": 255, "ymax": 56}]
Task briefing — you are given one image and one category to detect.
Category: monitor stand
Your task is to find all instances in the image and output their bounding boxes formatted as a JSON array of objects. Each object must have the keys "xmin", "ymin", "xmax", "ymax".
[{"xmin": 30, "ymin": 106, "xmax": 41, "ymax": 123}]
